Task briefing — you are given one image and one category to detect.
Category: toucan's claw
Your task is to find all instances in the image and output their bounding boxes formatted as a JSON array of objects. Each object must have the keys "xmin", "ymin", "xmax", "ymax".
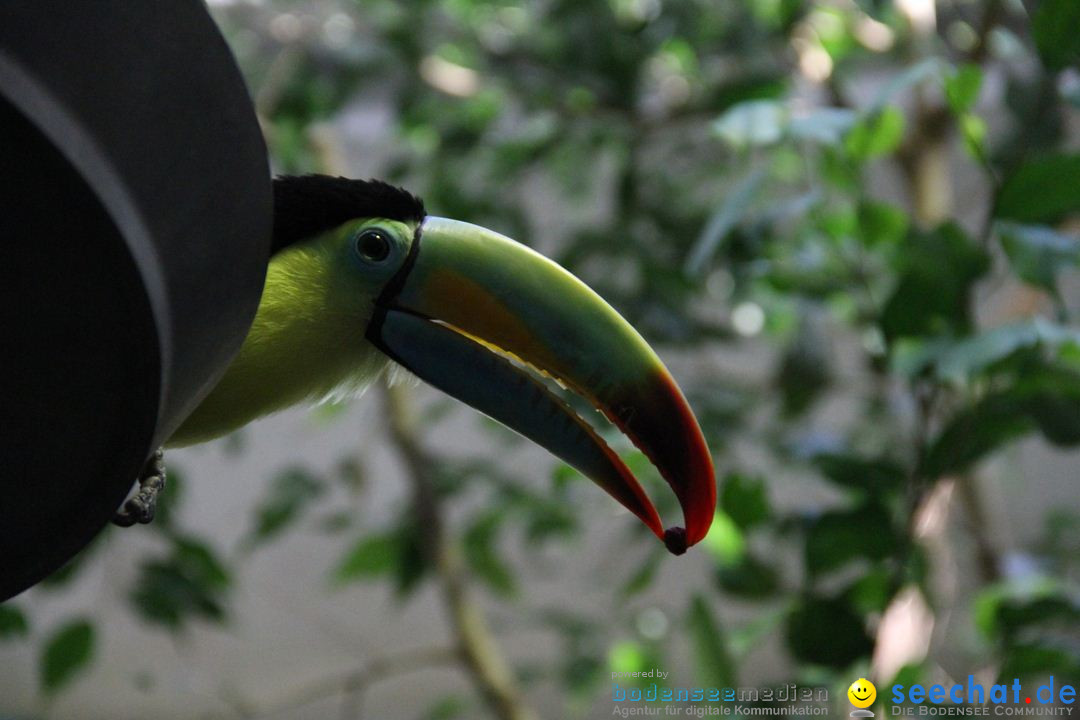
[{"xmin": 113, "ymin": 448, "xmax": 166, "ymax": 527}]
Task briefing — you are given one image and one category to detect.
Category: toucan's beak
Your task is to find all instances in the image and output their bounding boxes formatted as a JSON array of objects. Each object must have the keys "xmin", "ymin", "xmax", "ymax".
[{"xmin": 367, "ymin": 217, "xmax": 715, "ymax": 553}]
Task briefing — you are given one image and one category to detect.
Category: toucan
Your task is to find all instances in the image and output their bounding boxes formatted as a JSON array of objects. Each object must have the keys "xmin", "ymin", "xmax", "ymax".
[{"xmin": 115, "ymin": 174, "xmax": 715, "ymax": 555}]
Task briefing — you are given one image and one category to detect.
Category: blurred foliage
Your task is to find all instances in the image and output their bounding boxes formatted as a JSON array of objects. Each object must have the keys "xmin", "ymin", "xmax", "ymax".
[
  {"xmin": 39, "ymin": 620, "xmax": 95, "ymax": 696},
  {"xmin": 4, "ymin": 0, "xmax": 1080, "ymax": 717}
]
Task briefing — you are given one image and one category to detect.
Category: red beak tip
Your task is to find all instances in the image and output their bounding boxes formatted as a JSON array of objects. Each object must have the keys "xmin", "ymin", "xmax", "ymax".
[{"xmin": 663, "ymin": 526, "xmax": 688, "ymax": 556}]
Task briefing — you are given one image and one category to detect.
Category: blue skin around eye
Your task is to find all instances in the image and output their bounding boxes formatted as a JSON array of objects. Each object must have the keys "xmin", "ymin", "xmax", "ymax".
[{"xmin": 347, "ymin": 227, "xmax": 405, "ymax": 278}]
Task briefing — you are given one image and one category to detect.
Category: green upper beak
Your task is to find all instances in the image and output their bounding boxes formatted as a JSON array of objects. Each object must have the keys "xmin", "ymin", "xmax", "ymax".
[{"xmin": 367, "ymin": 217, "xmax": 716, "ymax": 553}]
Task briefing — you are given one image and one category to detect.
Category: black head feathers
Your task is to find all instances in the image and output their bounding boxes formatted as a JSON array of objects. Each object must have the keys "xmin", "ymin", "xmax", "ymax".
[{"xmin": 271, "ymin": 174, "xmax": 426, "ymax": 255}]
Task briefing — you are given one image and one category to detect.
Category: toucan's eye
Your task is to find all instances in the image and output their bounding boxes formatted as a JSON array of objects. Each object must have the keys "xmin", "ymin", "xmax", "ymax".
[{"xmin": 354, "ymin": 229, "xmax": 391, "ymax": 263}]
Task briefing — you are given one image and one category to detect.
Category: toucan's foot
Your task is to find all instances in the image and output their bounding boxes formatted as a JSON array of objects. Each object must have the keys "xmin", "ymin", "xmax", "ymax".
[{"xmin": 113, "ymin": 448, "xmax": 166, "ymax": 527}]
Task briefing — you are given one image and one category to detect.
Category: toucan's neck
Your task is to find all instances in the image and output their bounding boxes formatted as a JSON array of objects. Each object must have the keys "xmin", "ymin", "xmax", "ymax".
[{"xmin": 167, "ymin": 241, "xmax": 386, "ymax": 448}]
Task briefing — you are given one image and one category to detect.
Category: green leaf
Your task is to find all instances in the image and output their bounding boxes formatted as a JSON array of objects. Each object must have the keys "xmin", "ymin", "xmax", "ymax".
[
  {"xmin": 973, "ymin": 580, "xmax": 1068, "ymax": 640},
  {"xmin": 748, "ymin": 0, "xmax": 804, "ymax": 30},
  {"xmin": 788, "ymin": 107, "xmax": 857, "ymax": 145},
  {"xmin": 709, "ymin": 73, "xmax": 789, "ymax": 113},
  {"xmin": 931, "ymin": 319, "xmax": 1080, "ymax": 383},
  {"xmin": 785, "ymin": 596, "xmax": 873, "ymax": 669},
  {"xmin": 845, "ymin": 106, "xmax": 905, "ymax": 160},
  {"xmin": 924, "ymin": 360, "xmax": 1080, "ymax": 479},
  {"xmin": 318, "ymin": 511, "xmax": 353, "ymax": 534},
  {"xmin": 335, "ymin": 457, "xmax": 367, "ymax": 493},
  {"xmin": 129, "ymin": 538, "xmax": 232, "ymax": 630},
  {"xmin": 246, "ymin": 467, "xmax": 324, "ymax": 548},
  {"xmin": 394, "ymin": 524, "xmax": 431, "ymax": 599},
  {"xmin": 845, "ymin": 568, "xmax": 895, "ymax": 614},
  {"xmin": 728, "ymin": 607, "xmax": 788, "ymax": 658},
  {"xmin": 1033, "ymin": 0, "xmax": 1080, "ymax": 71},
  {"xmin": 958, "ymin": 113, "xmax": 987, "ymax": 160},
  {"xmin": 867, "ymin": 58, "xmax": 943, "ymax": 111},
  {"xmin": 813, "ymin": 6, "xmax": 856, "ymax": 60},
  {"xmin": 334, "ymin": 532, "xmax": 400, "ymax": 583},
  {"xmin": 562, "ymin": 649, "xmax": 606, "ymax": 698},
  {"xmin": 999, "ymin": 222, "xmax": 1080, "ymax": 294},
  {"xmin": 40, "ymin": 619, "xmax": 95, "ymax": 694},
  {"xmin": 921, "ymin": 394, "xmax": 1032, "ymax": 478},
  {"xmin": 1000, "ymin": 644, "xmax": 1080, "ymax": 681},
  {"xmin": 701, "ymin": 511, "xmax": 745, "ymax": 567},
  {"xmin": 715, "ymin": 552, "xmax": 779, "ymax": 599},
  {"xmin": 130, "ymin": 564, "xmax": 212, "ymax": 628},
  {"xmin": 881, "ymin": 223, "xmax": 989, "ymax": 341},
  {"xmin": 776, "ymin": 312, "xmax": 831, "ymax": 417},
  {"xmin": 0, "ymin": 605, "xmax": 29, "ymax": 640},
  {"xmin": 173, "ymin": 537, "xmax": 230, "ymax": 589},
  {"xmin": 973, "ymin": 586, "xmax": 1007, "ymax": 639},
  {"xmin": 421, "ymin": 695, "xmax": 471, "ymax": 720},
  {"xmin": 924, "ymin": 362, "xmax": 1080, "ymax": 476},
  {"xmin": 608, "ymin": 640, "xmax": 647, "ymax": 675},
  {"xmin": 944, "ymin": 65, "xmax": 982, "ymax": 114},
  {"xmin": 719, "ymin": 473, "xmax": 770, "ymax": 529},
  {"xmin": 551, "ymin": 463, "xmax": 578, "ymax": 495},
  {"xmin": 805, "ymin": 502, "xmax": 898, "ymax": 575},
  {"xmin": 463, "ymin": 512, "xmax": 516, "ymax": 597},
  {"xmin": 1014, "ymin": 364, "xmax": 1080, "ymax": 445},
  {"xmin": 997, "ymin": 595, "xmax": 1080, "ymax": 638},
  {"xmin": 712, "ymin": 100, "xmax": 787, "ymax": 147},
  {"xmin": 854, "ymin": 0, "xmax": 891, "ymax": 21},
  {"xmin": 688, "ymin": 595, "xmax": 736, "ymax": 688},
  {"xmin": 858, "ymin": 200, "xmax": 908, "ymax": 248},
  {"xmin": 890, "ymin": 336, "xmax": 951, "ymax": 378},
  {"xmin": 813, "ymin": 454, "xmax": 906, "ymax": 494},
  {"xmin": 996, "ymin": 154, "xmax": 1080, "ymax": 224},
  {"xmin": 523, "ymin": 505, "xmax": 577, "ymax": 544},
  {"xmin": 685, "ymin": 167, "xmax": 768, "ymax": 275},
  {"xmin": 973, "ymin": 581, "xmax": 1080, "ymax": 669},
  {"xmin": 1028, "ymin": 392, "xmax": 1080, "ymax": 444}
]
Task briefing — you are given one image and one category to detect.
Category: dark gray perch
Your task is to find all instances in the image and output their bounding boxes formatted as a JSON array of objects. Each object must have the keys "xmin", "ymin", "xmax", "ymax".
[{"xmin": 0, "ymin": 2, "xmax": 271, "ymax": 600}]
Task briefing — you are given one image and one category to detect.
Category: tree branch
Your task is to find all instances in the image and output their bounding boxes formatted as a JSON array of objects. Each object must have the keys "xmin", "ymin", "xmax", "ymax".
[
  {"xmin": 382, "ymin": 381, "xmax": 539, "ymax": 720},
  {"xmin": 235, "ymin": 646, "xmax": 458, "ymax": 720},
  {"xmin": 339, "ymin": 646, "xmax": 461, "ymax": 720},
  {"xmin": 890, "ymin": 0, "xmax": 1003, "ymax": 592}
]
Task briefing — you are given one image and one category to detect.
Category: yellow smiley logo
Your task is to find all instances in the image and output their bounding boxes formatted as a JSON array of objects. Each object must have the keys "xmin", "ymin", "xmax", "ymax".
[{"xmin": 848, "ymin": 678, "xmax": 877, "ymax": 708}]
